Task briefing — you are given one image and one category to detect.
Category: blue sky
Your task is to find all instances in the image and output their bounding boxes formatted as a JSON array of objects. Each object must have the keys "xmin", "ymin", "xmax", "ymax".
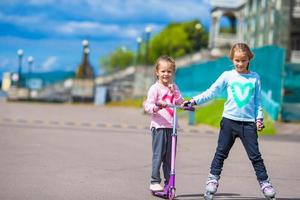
[{"xmin": 0, "ymin": 0, "xmax": 212, "ymax": 77}]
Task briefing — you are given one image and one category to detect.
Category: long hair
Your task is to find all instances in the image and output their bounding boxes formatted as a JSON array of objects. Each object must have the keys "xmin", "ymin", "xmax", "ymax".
[
  {"xmin": 229, "ymin": 43, "xmax": 254, "ymax": 69},
  {"xmin": 229, "ymin": 43, "xmax": 254, "ymax": 60}
]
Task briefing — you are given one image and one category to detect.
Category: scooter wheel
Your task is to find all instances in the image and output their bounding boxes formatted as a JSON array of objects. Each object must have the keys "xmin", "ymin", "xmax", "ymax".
[{"xmin": 169, "ymin": 188, "xmax": 175, "ymax": 200}]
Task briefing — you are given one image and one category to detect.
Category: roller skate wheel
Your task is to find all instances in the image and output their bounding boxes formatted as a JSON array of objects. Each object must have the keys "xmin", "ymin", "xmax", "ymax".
[{"xmin": 204, "ymin": 194, "xmax": 213, "ymax": 200}]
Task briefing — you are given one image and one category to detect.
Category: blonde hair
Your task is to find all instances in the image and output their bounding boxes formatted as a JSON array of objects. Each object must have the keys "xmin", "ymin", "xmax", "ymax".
[
  {"xmin": 229, "ymin": 43, "xmax": 254, "ymax": 60},
  {"xmin": 154, "ymin": 55, "xmax": 176, "ymax": 78}
]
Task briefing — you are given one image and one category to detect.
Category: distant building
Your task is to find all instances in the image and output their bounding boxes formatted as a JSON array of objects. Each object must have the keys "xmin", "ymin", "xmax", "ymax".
[
  {"xmin": 5, "ymin": 70, "xmax": 75, "ymax": 101},
  {"xmin": 208, "ymin": 0, "xmax": 300, "ymax": 121},
  {"xmin": 209, "ymin": 0, "xmax": 300, "ymax": 63},
  {"xmin": 209, "ymin": 0, "xmax": 246, "ymax": 56},
  {"xmin": 242, "ymin": 0, "xmax": 300, "ymax": 63},
  {"xmin": 1, "ymin": 72, "xmax": 12, "ymax": 92},
  {"xmin": 22, "ymin": 71, "xmax": 75, "ymax": 89}
]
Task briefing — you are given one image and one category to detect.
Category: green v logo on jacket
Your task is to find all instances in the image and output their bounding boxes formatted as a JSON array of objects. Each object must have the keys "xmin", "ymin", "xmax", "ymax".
[{"xmin": 231, "ymin": 82, "xmax": 254, "ymax": 108}]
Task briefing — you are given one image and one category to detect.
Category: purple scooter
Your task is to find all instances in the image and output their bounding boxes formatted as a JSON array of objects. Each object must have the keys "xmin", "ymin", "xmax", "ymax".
[{"xmin": 152, "ymin": 103, "xmax": 195, "ymax": 200}]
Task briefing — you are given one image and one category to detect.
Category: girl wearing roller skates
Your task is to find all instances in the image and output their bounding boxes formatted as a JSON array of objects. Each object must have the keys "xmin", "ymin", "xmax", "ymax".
[
  {"xmin": 183, "ymin": 43, "xmax": 276, "ymax": 199},
  {"xmin": 144, "ymin": 55, "xmax": 184, "ymax": 193}
]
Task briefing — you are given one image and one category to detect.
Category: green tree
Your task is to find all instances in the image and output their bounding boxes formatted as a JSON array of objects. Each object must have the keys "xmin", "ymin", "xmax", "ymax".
[
  {"xmin": 99, "ymin": 19, "xmax": 208, "ymax": 72},
  {"xmin": 149, "ymin": 24, "xmax": 191, "ymax": 63},
  {"xmin": 100, "ymin": 47, "xmax": 135, "ymax": 73},
  {"xmin": 183, "ymin": 19, "xmax": 208, "ymax": 52},
  {"xmin": 148, "ymin": 19, "xmax": 208, "ymax": 63}
]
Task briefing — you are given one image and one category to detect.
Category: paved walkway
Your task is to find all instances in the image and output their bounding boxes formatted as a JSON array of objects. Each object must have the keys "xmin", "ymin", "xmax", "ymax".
[{"xmin": 0, "ymin": 100, "xmax": 300, "ymax": 199}]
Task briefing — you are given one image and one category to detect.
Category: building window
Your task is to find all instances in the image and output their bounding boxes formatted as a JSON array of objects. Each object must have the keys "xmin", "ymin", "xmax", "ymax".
[
  {"xmin": 269, "ymin": 30, "xmax": 274, "ymax": 44},
  {"xmin": 250, "ymin": 38, "xmax": 255, "ymax": 48},
  {"xmin": 292, "ymin": 0, "xmax": 300, "ymax": 18},
  {"xmin": 258, "ymin": 34, "xmax": 264, "ymax": 46},
  {"xmin": 260, "ymin": 14, "xmax": 265, "ymax": 29},
  {"xmin": 261, "ymin": 0, "xmax": 266, "ymax": 10},
  {"xmin": 244, "ymin": 4, "xmax": 249, "ymax": 16},
  {"xmin": 252, "ymin": 0, "xmax": 257, "ymax": 15},
  {"xmin": 270, "ymin": 10, "xmax": 275, "ymax": 26},
  {"xmin": 276, "ymin": 0, "xmax": 281, "ymax": 10},
  {"xmin": 251, "ymin": 19, "xmax": 256, "ymax": 33},
  {"xmin": 291, "ymin": 36, "xmax": 300, "ymax": 50},
  {"xmin": 271, "ymin": 0, "xmax": 276, "ymax": 7}
]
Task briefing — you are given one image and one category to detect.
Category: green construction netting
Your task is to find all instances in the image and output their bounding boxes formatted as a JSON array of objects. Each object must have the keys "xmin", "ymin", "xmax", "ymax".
[{"xmin": 176, "ymin": 45, "xmax": 285, "ymax": 120}]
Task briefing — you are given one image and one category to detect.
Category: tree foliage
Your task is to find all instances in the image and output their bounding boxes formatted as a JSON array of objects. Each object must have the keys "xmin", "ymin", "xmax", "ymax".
[
  {"xmin": 149, "ymin": 19, "xmax": 207, "ymax": 64},
  {"xmin": 99, "ymin": 19, "xmax": 208, "ymax": 73},
  {"xmin": 100, "ymin": 47, "xmax": 135, "ymax": 73}
]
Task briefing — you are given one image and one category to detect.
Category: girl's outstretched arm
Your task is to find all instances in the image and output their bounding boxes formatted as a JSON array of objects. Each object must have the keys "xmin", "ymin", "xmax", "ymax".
[{"xmin": 192, "ymin": 72, "xmax": 227, "ymax": 105}]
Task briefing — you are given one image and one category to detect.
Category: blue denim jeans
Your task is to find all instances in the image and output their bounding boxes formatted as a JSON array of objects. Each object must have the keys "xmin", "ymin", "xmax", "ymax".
[
  {"xmin": 151, "ymin": 128, "xmax": 172, "ymax": 185},
  {"xmin": 210, "ymin": 117, "xmax": 269, "ymax": 182}
]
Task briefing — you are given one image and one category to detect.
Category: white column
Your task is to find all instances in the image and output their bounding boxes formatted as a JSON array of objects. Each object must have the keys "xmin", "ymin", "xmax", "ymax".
[
  {"xmin": 209, "ymin": 16, "xmax": 216, "ymax": 48},
  {"xmin": 237, "ymin": 11, "xmax": 244, "ymax": 42}
]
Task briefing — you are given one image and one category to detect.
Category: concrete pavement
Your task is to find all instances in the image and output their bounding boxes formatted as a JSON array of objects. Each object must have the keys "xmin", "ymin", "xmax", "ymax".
[{"xmin": 0, "ymin": 100, "xmax": 300, "ymax": 199}]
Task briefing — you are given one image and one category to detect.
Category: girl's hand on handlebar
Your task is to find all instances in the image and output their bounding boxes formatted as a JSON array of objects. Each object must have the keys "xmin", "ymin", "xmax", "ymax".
[
  {"xmin": 156, "ymin": 100, "xmax": 168, "ymax": 108},
  {"xmin": 182, "ymin": 99, "xmax": 196, "ymax": 107}
]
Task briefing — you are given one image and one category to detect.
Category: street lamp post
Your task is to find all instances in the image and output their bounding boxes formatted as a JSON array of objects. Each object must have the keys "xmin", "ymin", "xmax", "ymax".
[
  {"xmin": 82, "ymin": 39, "xmax": 89, "ymax": 49},
  {"xmin": 135, "ymin": 36, "xmax": 142, "ymax": 65},
  {"xmin": 27, "ymin": 56, "xmax": 34, "ymax": 99},
  {"xmin": 82, "ymin": 39, "xmax": 89, "ymax": 77},
  {"xmin": 17, "ymin": 49, "xmax": 24, "ymax": 87},
  {"xmin": 27, "ymin": 56, "xmax": 34, "ymax": 75},
  {"xmin": 194, "ymin": 23, "xmax": 203, "ymax": 51},
  {"xmin": 78, "ymin": 39, "xmax": 94, "ymax": 79},
  {"xmin": 144, "ymin": 26, "xmax": 152, "ymax": 64}
]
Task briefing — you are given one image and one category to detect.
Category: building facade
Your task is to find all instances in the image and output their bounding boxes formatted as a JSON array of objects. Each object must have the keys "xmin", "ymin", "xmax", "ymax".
[
  {"xmin": 208, "ymin": 0, "xmax": 300, "ymax": 121},
  {"xmin": 242, "ymin": 0, "xmax": 300, "ymax": 62},
  {"xmin": 209, "ymin": 0, "xmax": 300, "ymax": 63},
  {"xmin": 209, "ymin": 0, "xmax": 246, "ymax": 56}
]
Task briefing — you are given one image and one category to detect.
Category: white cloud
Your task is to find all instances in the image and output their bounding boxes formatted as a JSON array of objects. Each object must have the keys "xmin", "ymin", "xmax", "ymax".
[
  {"xmin": 0, "ymin": 0, "xmax": 77, "ymax": 6},
  {"xmin": 0, "ymin": 58, "xmax": 11, "ymax": 69},
  {"xmin": 0, "ymin": 11, "xmax": 43, "ymax": 25},
  {"xmin": 56, "ymin": 21, "xmax": 142, "ymax": 39},
  {"xmin": 150, "ymin": 1, "xmax": 207, "ymax": 17},
  {"xmin": 42, "ymin": 56, "xmax": 58, "ymax": 71},
  {"xmin": 28, "ymin": 0, "xmax": 56, "ymax": 5},
  {"xmin": 0, "ymin": 0, "xmax": 211, "ymax": 40},
  {"xmin": 85, "ymin": 0, "xmax": 210, "ymax": 22},
  {"xmin": 210, "ymin": 0, "xmax": 246, "ymax": 8},
  {"xmin": 57, "ymin": 21, "xmax": 118, "ymax": 35},
  {"xmin": 0, "ymin": 0, "xmax": 212, "ymax": 74}
]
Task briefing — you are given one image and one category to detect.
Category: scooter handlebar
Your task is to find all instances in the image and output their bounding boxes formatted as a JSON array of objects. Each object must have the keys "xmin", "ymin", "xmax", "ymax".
[
  {"xmin": 155, "ymin": 102, "xmax": 195, "ymax": 111},
  {"xmin": 181, "ymin": 105, "xmax": 195, "ymax": 111}
]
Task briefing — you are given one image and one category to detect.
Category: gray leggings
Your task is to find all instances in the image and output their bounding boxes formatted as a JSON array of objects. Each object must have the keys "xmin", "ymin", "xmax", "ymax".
[{"xmin": 151, "ymin": 127, "xmax": 173, "ymax": 185}]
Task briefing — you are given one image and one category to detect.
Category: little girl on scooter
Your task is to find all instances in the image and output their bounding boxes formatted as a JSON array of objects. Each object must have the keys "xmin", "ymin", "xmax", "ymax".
[{"xmin": 144, "ymin": 55, "xmax": 184, "ymax": 192}]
